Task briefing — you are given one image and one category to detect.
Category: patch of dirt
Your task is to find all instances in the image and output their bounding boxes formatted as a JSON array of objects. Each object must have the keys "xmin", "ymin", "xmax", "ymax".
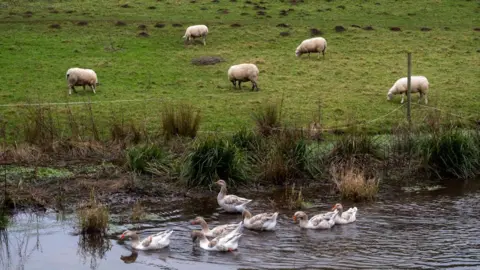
[
  {"xmin": 138, "ymin": 24, "xmax": 147, "ymax": 30},
  {"xmin": 120, "ymin": 4, "xmax": 131, "ymax": 8},
  {"xmin": 191, "ymin": 56, "xmax": 225, "ymax": 66},
  {"xmin": 115, "ymin": 21, "xmax": 127, "ymax": 26},
  {"xmin": 277, "ymin": 23, "xmax": 290, "ymax": 28},
  {"xmin": 420, "ymin": 27, "xmax": 432, "ymax": 32},
  {"xmin": 310, "ymin": 28, "xmax": 323, "ymax": 36},
  {"xmin": 77, "ymin": 21, "xmax": 88, "ymax": 26},
  {"xmin": 49, "ymin": 24, "xmax": 61, "ymax": 29},
  {"xmin": 65, "ymin": 10, "xmax": 75, "ymax": 14},
  {"xmin": 390, "ymin": 27, "xmax": 401, "ymax": 32},
  {"xmin": 154, "ymin": 23, "xmax": 165, "ymax": 28},
  {"xmin": 231, "ymin": 23, "xmax": 242, "ymax": 27},
  {"xmin": 474, "ymin": 28, "xmax": 480, "ymax": 32},
  {"xmin": 137, "ymin": 32, "xmax": 150, "ymax": 37},
  {"xmin": 241, "ymin": 12, "xmax": 249, "ymax": 16},
  {"xmin": 363, "ymin": 25, "xmax": 374, "ymax": 30},
  {"xmin": 172, "ymin": 23, "xmax": 183, "ymax": 27},
  {"xmin": 351, "ymin": 24, "xmax": 361, "ymax": 28},
  {"xmin": 335, "ymin": 25, "xmax": 346, "ymax": 32},
  {"xmin": 147, "ymin": 6, "xmax": 156, "ymax": 9},
  {"xmin": 279, "ymin": 31, "xmax": 290, "ymax": 37}
]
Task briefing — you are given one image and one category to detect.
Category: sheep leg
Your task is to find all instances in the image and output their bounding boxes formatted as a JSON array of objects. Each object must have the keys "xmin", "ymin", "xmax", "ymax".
[
  {"xmin": 203, "ymin": 34, "xmax": 206, "ymax": 46},
  {"xmin": 90, "ymin": 84, "xmax": 96, "ymax": 94},
  {"xmin": 231, "ymin": 80, "xmax": 237, "ymax": 88},
  {"xmin": 424, "ymin": 94, "xmax": 428, "ymax": 105},
  {"xmin": 238, "ymin": 81, "xmax": 242, "ymax": 89},
  {"xmin": 322, "ymin": 50, "xmax": 325, "ymax": 58},
  {"xmin": 401, "ymin": 93, "xmax": 405, "ymax": 104},
  {"xmin": 252, "ymin": 81, "xmax": 259, "ymax": 91}
]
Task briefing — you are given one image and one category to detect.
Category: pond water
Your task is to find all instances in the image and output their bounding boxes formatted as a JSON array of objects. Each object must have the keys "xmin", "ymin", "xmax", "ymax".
[{"xmin": 2, "ymin": 180, "xmax": 480, "ymax": 270}]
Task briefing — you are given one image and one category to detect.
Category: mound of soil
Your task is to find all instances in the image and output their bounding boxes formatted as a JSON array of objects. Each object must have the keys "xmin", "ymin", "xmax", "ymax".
[
  {"xmin": 137, "ymin": 32, "xmax": 149, "ymax": 37},
  {"xmin": 77, "ymin": 21, "xmax": 88, "ymax": 26},
  {"xmin": 335, "ymin": 25, "xmax": 346, "ymax": 32},
  {"xmin": 474, "ymin": 28, "xmax": 480, "ymax": 32},
  {"xmin": 310, "ymin": 28, "xmax": 323, "ymax": 36},
  {"xmin": 154, "ymin": 23, "xmax": 165, "ymax": 28},
  {"xmin": 49, "ymin": 24, "xmax": 61, "ymax": 29},
  {"xmin": 191, "ymin": 56, "xmax": 225, "ymax": 66},
  {"xmin": 390, "ymin": 27, "xmax": 401, "ymax": 32},
  {"xmin": 115, "ymin": 21, "xmax": 127, "ymax": 26},
  {"xmin": 280, "ymin": 32, "xmax": 290, "ymax": 37}
]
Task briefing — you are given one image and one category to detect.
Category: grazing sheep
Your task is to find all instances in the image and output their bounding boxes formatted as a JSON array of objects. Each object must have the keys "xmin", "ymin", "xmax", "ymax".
[
  {"xmin": 295, "ymin": 37, "xmax": 327, "ymax": 59},
  {"xmin": 183, "ymin": 25, "xmax": 209, "ymax": 45},
  {"xmin": 66, "ymin": 67, "xmax": 99, "ymax": 95},
  {"xmin": 227, "ymin": 63, "xmax": 260, "ymax": 91},
  {"xmin": 387, "ymin": 76, "xmax": 430, "ymax": 104}
]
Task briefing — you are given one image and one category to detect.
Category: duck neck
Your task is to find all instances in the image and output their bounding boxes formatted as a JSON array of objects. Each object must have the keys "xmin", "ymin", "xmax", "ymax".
[
  {"xmin": 217, "ymin": 185, "xmax": 227, "ymax": 200},
  {"xmin": 130, "ymin": 233, "xmax": 141, "ymax": 247},
  {"xmin": 199, "ymin": 220, "xmax": 210, "ymax": 233},
  {"xmin": 337, "ymin": 207, "xmax": 343, "ymax": 216},
  {"xmin": 299, "ymin": 217, "xmax": 309, "ymax": 228}
]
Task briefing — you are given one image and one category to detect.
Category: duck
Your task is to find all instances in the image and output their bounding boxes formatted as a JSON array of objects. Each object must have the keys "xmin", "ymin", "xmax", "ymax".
[
  {"xmin": 120, "ymin": 229, "xmax": 173, "ymax": 250},
  {"xmin": 191, "ymin": 216, "xmax": 242, "ymax": 238},
  {"xmin": 215, "ymin": 179, "xmax": 252, "ymax": 213},
  {"xmin": 293, "ymin": 209, "xmax": 338, "ymax": 229},
  {"xmin": 242, "ymin": 209, "xmax": 278, "ymax": 231},
  {"xmin": 328, "ymin": 203, "xmax": 358, "ymax": 224},
  {"xmin": 191, "ymin": 221, "xmax": 243, "ymax": 252}
]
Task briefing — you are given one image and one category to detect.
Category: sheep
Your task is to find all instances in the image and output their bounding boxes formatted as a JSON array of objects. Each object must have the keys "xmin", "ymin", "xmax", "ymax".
[
  {"xmin": 66, "ymin": 67, "xmax": 99, "ymax": 95},
  {"xmin": 387, "ymin": 76, "xmax": 429, "ymax": 104},
  {"xmin": 295, "ymin": 37, "xmax": 327, "ymax": 59},
  {"xmin": 183, "ymin": 25, "xmax": 209, "ymax": 46},
  {"xmin": 227, "ymin": 63, "xmax": 260, "ymax": 91}
]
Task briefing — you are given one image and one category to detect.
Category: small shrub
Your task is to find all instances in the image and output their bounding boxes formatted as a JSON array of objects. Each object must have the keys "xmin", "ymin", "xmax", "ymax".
[
  {"xmin": 184, "ymin": 136, "xmax": 249, "ymax": 188},
  {"xmin": 252, "ymin": 103, "xmax": 281, "ymax": 136},
  {"xmin": 330, "ymin": 165, "xmax": 379, "ymax": 201},
  {"xmin": 417, "ymin": 129, "xmax": 480, "ymax": 178},
  {"xmin": 127, "ymin": 144, "xmax": 171, "ymax": 175},
  {"xmin": 76, "ymin": 189, "xmax": 109, "ymax": 234},
  {"xmin": 161, "ymin": 104, "xmax": 201, "ymax": 140}
]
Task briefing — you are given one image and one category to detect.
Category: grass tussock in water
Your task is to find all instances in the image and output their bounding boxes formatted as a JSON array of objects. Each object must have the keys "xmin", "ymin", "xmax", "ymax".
[
  {"xmin": 183, "ymin": 136, "xmax": 249, "ymax": 188},
  {"xmin": 330, "ymin": 164, "xmax": 380, "ymax": 201},
  {"xmin": 283, "ymin": 183, "xmax": 311, "ymax": 210},
  {"xmin": 161, "ymin": 103, "xmax": 201, "ymax": 140},
  {"xmin": 417, "ymin": 128, "xmax": 480, "ymax": 179},
  {"xmin": 130, "ymin": 201, "xmax": 145, "ymax": 223},
  {"xmin": 76, "ymin": 189, "xmax": 109, "ymax": 234},
  {"xmin": 127, "ymin": 144, "xmax": 171, "ymax": 175}
]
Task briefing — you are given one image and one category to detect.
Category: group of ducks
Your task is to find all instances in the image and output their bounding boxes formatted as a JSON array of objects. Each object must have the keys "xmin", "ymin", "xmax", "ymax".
[{"xmin": 119, "ymin": 179, "xmax": 358, "ymax": 252}]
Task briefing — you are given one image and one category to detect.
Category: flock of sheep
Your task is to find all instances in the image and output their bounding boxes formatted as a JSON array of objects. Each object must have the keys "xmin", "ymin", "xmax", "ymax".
[{"xmin": 66, "ymin": 24, "xmax": 430, "ymax": 104}]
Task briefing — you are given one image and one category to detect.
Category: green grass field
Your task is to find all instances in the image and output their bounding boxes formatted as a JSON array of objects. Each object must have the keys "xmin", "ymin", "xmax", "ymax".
[{"xmin": 0, "ymin": 0, "xmax": 479, "ymax": 140}]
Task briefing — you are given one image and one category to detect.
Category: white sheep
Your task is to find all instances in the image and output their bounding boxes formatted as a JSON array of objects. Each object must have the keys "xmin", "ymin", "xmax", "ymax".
[
  {"xmin": 295, "ymin": 37, "xmax": 327, "ymax": 59},
  {"xmin": 183, "ymin": 25, "xmax": 209, "ymax": 46},
  {"xmin": 227, "ymin": 63, "xmax": 259, "ymax": 91},
  {"xmin": 387, "ymin": 76, "xmax": 430, "ymax": 104},
  {"xmin": 66, "ymin": 67, "xmax": 99, "ymax": 95}
]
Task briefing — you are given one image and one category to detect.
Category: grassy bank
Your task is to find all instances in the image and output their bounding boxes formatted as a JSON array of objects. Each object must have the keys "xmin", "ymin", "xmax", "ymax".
[{"xmin": 0, "ymin": 0, "xmax": 478, "ymax": 138}]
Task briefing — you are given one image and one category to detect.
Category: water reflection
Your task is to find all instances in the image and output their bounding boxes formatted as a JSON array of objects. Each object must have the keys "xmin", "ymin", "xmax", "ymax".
[
  {"xmin": 120, "ymin": 250, "xmax": 138, "ymax": 264},
  {"xmin": 76, "ymin": 233, "xmax": 112, "ymax": 270}
]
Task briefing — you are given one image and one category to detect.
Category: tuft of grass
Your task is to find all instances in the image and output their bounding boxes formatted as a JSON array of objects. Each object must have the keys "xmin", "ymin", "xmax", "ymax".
[
  {"xmin": 330, "ymin": 164, "xmax": 380, "ymax": 201},
  {"xmin": 283, "ymin": 183, "xmax": 311, "ymax": 210},
  {"xmin": 23, "ymin": 106, "xmax": 58, "ymax": 147},
  {"xmin": 110, "ymin": 121, "xmax": 141, "ymax": 145},
  {"xmin": 76, "ymin": 189, "xmax": 109, "ymax": 234},
  {"xmin": 183, "ymin": 136, "xmax": 249, "ymax": 188},
  {"xmin": 126, "ymin": 144, "xmax": 171, "ymax": 175},
  {"xmin": 257, "ymin": 129, "xmax": 308, "ymax": 185},
  {"xmin": 161, "ymin": 103, "xmax": 201, "ymax": 140},
  {"xmin": 230, "ymin": 126, "xmax": 264, "ymax": 153},
  {"xmin": 252, "ymin": 103, "xmax": 282, "ymax": 137},
  {"xmin": 0, "ymin": 210, "xmax": 9, "ymax": 229},
  {"xmin": 327, "ymin": 132, "xmax": 381, "ymax": 168},
  {"xmin": 130, "ymin": 201, "xmax": 145, "ymax": 223},
  {"xmin": 417, "ymin": 128, "xmax": 480, "ymax": 179}
]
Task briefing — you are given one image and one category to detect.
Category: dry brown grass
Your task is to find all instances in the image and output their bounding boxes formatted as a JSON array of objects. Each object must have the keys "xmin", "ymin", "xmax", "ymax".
[
  {"xmin": 76, "ymin": 189, "xmax": 109, "ymax": 234},
  {"xmin": 130, "ymin": 201, "xmax": 145, "ymax": 223},
  {"xmin": 330, "ymin": 164, "xmax": 379, "ymax": 201}
]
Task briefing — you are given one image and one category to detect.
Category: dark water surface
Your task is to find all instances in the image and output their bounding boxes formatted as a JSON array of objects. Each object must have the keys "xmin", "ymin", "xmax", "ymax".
[{"xmin": 2, "ymin": 181, "xmax": 480, "ymax": 270}]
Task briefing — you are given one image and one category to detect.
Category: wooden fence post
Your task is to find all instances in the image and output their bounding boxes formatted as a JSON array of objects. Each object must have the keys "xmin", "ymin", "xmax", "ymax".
[{"xmin": 407, "ymin": 52, "xmax": 412, "ymax": 126}]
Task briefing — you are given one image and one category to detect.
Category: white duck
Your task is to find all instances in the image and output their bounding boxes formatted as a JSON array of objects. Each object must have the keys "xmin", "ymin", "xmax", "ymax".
[
  {"xmin": 191, "ymin": 221, "xmax": 243, "ymax": 252},
  {"xmin": 120, "ymin": 229, "xmax": 173, "ymax": 250},
  {"xmin": 293, "ymin": 209, "xmax": 338, "ymax": 229},
  {"xmin": 242, "ymin": 209, "xmax": 278, "ymax": 231},
  {"xmin": 191, "ymin": 216, "xmax": 242, "ymax": 238},
  {"xmin": 215, "ymin": 179, "xmax": 252, "ymax": 213},
  {"xmin": 326, "ymin": 203, "xmax": 358, "ymax": 224}
]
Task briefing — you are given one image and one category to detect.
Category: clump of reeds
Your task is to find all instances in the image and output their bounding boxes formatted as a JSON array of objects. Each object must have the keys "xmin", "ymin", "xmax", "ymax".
[
  {"xmin": 110, "ymin": 121, "xmax": 141, "ymax": 145},
  {"xmin": 130, "ymin": 201, "xmax": 145, "ymax": 223},
  {"xmin": 417, "ymin": 128, "xmax": 480, "ymax": 179},
  {"xmin": 183, "ymin": 136, "xmax": 249, "ymax": 188},
  {"xmin": 252, "ymin": 102, "xmax": 281, "ymax": 136},
  {"xmin": 126, "ymin": 144, "xmax": 171, "ymax": 175},
  {"xmin": 230, "ymin": 126, "xmax": 264, "ymax": 153},
  {"xmin": 23, "ymin": 105, "xmax": 58, "ymax": 147},
  {"xmin": 330, "ymin": 164, "xmax": 379, "ymax": 201},
  {"xmin": 76, "ymin": 189, "xmax": 109, "ymax": 234},
  {"xmin": 161, "ymin": 103, "xmax": 201, "ymax": 140},
  {"xmin": 283, "ymin": 183, "xmax": 310, "ymax": 210}
]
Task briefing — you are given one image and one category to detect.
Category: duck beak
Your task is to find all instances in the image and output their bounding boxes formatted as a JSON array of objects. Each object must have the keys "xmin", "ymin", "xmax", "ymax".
[
  {"xmin": 331, "ymin": 205, "xmax": 336, "ymax": 210},
  {"xmin": 292, "ymin": 215, "xmax": 297, "ymax": 222},
  {"xmin": 120, "ymin": 234, "xmax": 125, "ymax": 240},
  {"xmin": 190, "ymin": 221, "xmax": 195, "ymax": 225}
]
